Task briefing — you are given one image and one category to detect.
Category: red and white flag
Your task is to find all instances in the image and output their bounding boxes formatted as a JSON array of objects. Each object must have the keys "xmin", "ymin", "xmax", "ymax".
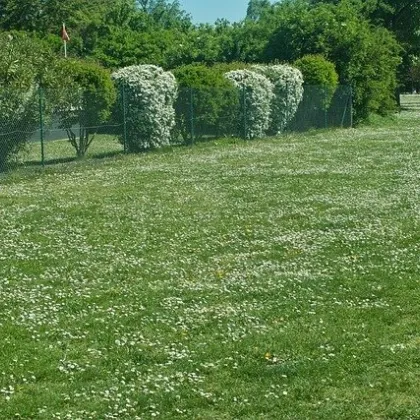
[{"xmin": 61, "ymin": 23, "xmax": 70, "ymax": 42}]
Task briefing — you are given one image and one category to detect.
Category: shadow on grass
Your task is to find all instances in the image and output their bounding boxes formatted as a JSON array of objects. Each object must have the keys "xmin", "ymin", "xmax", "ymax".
[{"xmin": 20, "ymin": 150, "xmax": 125, "ymax": 168}]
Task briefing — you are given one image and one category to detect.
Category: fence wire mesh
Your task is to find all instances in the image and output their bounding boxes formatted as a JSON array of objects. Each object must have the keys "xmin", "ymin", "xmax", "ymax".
[
  {"xmin": 289, "ymin": 86, "xmax": 353, "ymax": 131},
  {"xmin": 0, "ymin": 85, "xmax": 352, "ymax": 172},
  {"xmin": 174, "ymin": 85, "xmax": 352, "ymax": 145}
]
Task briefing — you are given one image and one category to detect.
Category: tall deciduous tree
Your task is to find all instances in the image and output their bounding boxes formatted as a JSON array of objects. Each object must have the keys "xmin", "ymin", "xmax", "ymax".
[
  {"xmin": 0, "ymin": 0, "xmax": 108, "ymax": 33},
  {"xmin": 135, "ymin": 0, "xmax": 192, "ymax": 29},
  {"xmin": 264, "ymin": 0, "xmax": 401, "ymax": 120},
  {"xmin": 309, "ymin": 0, "xmax": 420, "ymax": 54},
  {"xmin": 246, "ymin": 0, "xmax": 272, "ymax": 21}
]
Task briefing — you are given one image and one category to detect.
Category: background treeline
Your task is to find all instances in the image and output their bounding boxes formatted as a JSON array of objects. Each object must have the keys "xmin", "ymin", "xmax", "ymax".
[{"xmin": 0, "ymin": 0, "xmax": 419, "ymax": 120}]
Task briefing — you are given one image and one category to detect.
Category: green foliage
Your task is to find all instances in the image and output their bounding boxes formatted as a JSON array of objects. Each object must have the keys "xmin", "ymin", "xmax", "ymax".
[
  {"xmin": 50, "ymin": 59, "xmax": 116, "ymax": 158},
  {"xmin": 172, "ymin": 64, "xmax": 239, "ymax": 143},
  {"xmin": 0, "ymin": 0, "xmax": 193, "ymax": 69},
  {"xmin": 353, "ymin": 27, "xmax": 401, "ymax": 117},
  {"xmin": 264, "ymin": 1, "xmax": 401, "ymax": 121},
  {"xmin": 211, "ymin": 62, "xmax": 250, "ymax": 74},
  {"xmin": 165, "ymin": 24, "xmax": 241, "ymax": 68},
  {"xmin": 409, "ymin": 57, "xmax": 420, "ymax": 91},
  {"xmin": 294, "ymin": 55, "xmax": 338, "ymax": 92},
  {"xmin": 0, "ymin": 0, "xmax": 411, "ymax": 131},
  {"xmin": 294, "ymin": 55, "xmax": 338, "ymax": 110},
  {"xmin": 311, "ymin": 0, "xmax": 420, "ymax": 57},
  {"xmin": 136, "ymin": 0, "xmax": 192, "ymax": 30},
  {"xmin": 0, "ymin": 32, "xmax": 51, "ymax": 169},
  {"xmin": 0, "ymin": 31, "xmax": 55, "ymax": 88},
  {"xmin": 76, "ymin": 0, "xmax": 193, "ymax": 69},
  {"xmin": 225, "ymin": 20, "xmax": 275, "ymax": 63},
  {"xmin": 246, "ymin": 0, "xmax": 272, "ymax": 21},
  {"xmin": 0, "ymin": 0, "xmax": 108, "ymax": 33},
  {"xmin": 91, "ymin": 28, "xmax": 173, "ymax": 69}
]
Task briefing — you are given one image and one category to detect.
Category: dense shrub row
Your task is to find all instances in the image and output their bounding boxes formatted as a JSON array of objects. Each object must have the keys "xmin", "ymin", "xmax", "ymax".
[
  {"xmin": 1, "ymin": 33, "xmax": 344, "ymax": 167},
  {"xmin": 0, "ymin": 1, "xmax": 406, "ymax": 159},
  {"xmin": 112, "ymin": 63, "xmax": 306, "ymax": 147}
]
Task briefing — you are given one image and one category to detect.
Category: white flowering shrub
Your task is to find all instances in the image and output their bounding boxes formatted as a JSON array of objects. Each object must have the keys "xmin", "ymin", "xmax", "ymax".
[
  {"xmin": 112, "ymin": 65, "xmax": 177, "ymax": 151},
  {"xmin": 252, "ymin": 64, "xmax": 304, "ymax": 135},
  {"xmin": 225, "ymin": 70, "xmax": 274, "ymax": 139}
]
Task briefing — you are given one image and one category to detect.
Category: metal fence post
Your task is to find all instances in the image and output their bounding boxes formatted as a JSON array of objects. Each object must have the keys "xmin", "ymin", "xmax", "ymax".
[
  {"xmin": 190, "ymin": 87, "xmax": 195, "ymax": 146},
  {"xmin": 243, "ymin": 83, "xmax": 247, "ymax": 140},
  {"xmin": 38, "ymin": 87, "xmax": 45, "ymax": 167},
  {"xmin": 395, "ymin": 87, "xmax": 401, "ymax": 109},
  {"xmin": 285, "ymin": 80, "xmax": 289, "ymax": 132},
  {"xmin": 340, "ymin": 86, "xmax": 350, "ymax": 128},
  {"xmin": 122, "ymin": 84, "xmax": 128, "ymax": 153},
  {"xmin": 324, "ymin": 88, "xmax": 328, "ymax": 129}
]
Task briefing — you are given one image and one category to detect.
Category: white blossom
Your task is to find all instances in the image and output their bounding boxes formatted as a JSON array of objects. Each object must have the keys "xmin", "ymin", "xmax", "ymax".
[
  {"xmin": 252, "ymin": 64, "xmax": 304, "ymax": 135},
  {"xmin": 225, "ymin": 70, "xmax": 274, "ymax": 139},
  {"xmin": 112, "ymin": 65, "xmax": 177, "ymax": 151}
]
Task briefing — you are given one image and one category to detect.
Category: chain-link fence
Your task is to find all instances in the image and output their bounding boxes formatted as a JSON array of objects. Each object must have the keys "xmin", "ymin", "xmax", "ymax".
[
  {"xmin": 289, "ymin": 85, "xmax": 352, "ymax": 131},
  {"xmin": 174, "ymin": 84, "xmax": 352, "ymax": 144},
  {"xmin": 0, "ymin": 85, "xmax": 352, "ymax": 172},
  {"xmin": 0, "ymin": 86, "xmax": 125, "ymax": 172}
]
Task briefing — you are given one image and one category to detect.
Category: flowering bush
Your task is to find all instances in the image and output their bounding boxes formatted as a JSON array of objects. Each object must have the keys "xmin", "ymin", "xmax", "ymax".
[
  {"xmin": 252, "ymin": 64, "xmax": 303, "ymax": 134},
  {"xmin": 225, "ymin": 70, "xmax": 274, "ymax": 139},
  {"xmin": 112, "ymin": 65, "xmax": 177, "ymax": 151}
]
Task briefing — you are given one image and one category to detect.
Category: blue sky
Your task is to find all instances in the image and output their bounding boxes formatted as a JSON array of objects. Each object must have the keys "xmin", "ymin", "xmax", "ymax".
[{"xmin": 179, "ymin": 0, "xmax": 252, "ymax": 24}]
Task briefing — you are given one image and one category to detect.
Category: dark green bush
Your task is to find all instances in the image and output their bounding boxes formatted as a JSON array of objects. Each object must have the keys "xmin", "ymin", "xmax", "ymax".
[
  {"xmin": 294, "ymin": 55, "xmax": 338, "ymax": 110},
  {"xmin": 50, "ymin": 59, "xmax": 116, "ymax": 157},
  {"xmin": 264, "ymin": 1, "xmax": 401, "ymax": 122},
  {"xmin": 172, "ymin": 64, "xmax": 239, "ymax": 143}
]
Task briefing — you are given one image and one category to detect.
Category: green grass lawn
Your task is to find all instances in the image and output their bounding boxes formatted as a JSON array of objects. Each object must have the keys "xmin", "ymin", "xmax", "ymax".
[
  {"xmin": 1, "ymin": 110, "xmax": 420, "ymax": 419},
  {"xmin": 400, "ymin": 94, "xmax": 420, "ymax": 111},
  {"xmin": 401, "ymin": 93, "xmax": 420, "ymax": 104},
  {"xmin": 18, "ymin": 134, "xmax": 123, "ymax": 167}
]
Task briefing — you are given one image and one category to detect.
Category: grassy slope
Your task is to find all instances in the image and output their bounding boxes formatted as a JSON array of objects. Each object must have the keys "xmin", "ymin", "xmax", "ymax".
[{"xmin": 1, "ymin": 109, "xmax": 420, "ymax": 419}]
